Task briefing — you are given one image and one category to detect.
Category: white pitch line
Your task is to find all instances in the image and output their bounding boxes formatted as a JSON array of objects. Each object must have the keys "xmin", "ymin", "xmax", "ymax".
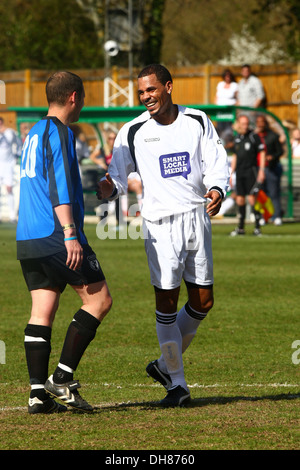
[
  {"xmin": 1, "ymin": 383, "xmax": 298, "ymax": 413},
  {"xmin": 100, "ymin": 382, "xmax": 300, "ymax": 389}
]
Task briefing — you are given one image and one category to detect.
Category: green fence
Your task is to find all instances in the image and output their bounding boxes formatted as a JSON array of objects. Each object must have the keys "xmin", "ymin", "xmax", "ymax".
[{"xmin": 9, "ymin": 105, "xmax": 293, "ymax": 218}]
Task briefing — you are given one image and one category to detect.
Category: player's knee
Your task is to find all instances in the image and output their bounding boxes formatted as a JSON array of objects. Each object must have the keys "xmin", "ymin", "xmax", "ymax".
[
  {"xmin": 86, "ymin": 291, "xmax": 112, "ymax": 322},
  {"xmin": 187, "ymin": 284, "xmax": 214, "ymax": 314},
  {"xmin": 201, "ymin": 297, "xmax": 214, "ymax": 313},
  {"xmin": 154, "ymin": 286, "xmax": 180, "ymax": 314},
  {"xmin": 190, "ymin": 294, "xmax": 214, "ymax": 314},
  {"xmin": 101, "ymin": 292, "xmax": 113, "ymax": 317}
]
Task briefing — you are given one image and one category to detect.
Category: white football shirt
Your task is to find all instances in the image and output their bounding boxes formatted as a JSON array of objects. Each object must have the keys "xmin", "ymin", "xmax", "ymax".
[
  {"xmin": 108, "ymin": 105, "xmax": 229, "ymax": 222},
  {"xmin": 0, "ymin": 128, "xmax": 17, "ymax": 164}
]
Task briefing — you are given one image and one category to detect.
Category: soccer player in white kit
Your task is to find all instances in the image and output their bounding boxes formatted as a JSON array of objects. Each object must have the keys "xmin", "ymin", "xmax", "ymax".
[
  {"xmin": 97, "ymin": 64, "xmax": 229, "ymax": 407},
  {"xmin": 0, "ymin": 117, "xmax": 19, "ymax": 222}
]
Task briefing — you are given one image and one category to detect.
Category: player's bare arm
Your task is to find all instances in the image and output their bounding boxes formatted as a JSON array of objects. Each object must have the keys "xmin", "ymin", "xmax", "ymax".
[{"xmin": 54, "ymin": 204, "xmax": 83, "ymax": 271}]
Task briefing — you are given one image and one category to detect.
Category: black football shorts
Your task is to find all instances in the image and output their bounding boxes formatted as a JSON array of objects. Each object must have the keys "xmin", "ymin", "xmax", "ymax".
[
  {"xmin": 236, "ymin": 168, "xmax": 257, "ymax": 196},
  {"xmin": 20, "ymin": 244, "xmax": 105, "ymax": 293}
]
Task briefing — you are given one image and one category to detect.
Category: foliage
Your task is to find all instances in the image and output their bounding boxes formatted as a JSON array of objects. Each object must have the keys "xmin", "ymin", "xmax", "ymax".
[
  {"xmin": 251, "ymin": 0, "xmax": 300, "ymax": 61},
  {"xmin": 219, "ymin": 25, "xmax": 290, "ymax": 65},
  {"xmin": 0, "ymin": 0, "xmax": 104, "ymax": 71},
  {"xmin": 140, "ymin": 0, "xmax": 166, "ymax": 65},
  {"xmin": 161, "ymin": 0, "xmax": 300, "ymax": 65},
  {"xmin": 1, "ymin": 0, "xmax": 300, "ymax": 71}
]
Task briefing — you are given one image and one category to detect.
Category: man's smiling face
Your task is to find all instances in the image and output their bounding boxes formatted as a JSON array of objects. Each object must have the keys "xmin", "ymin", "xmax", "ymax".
[{"xmin": 138, "ymin": 74, "xmax": 172, "ymax": 123}]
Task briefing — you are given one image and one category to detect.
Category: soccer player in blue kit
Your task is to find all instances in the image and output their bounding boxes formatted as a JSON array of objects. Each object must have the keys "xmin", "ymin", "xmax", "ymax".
[
  {"xmin": 97, "ymin": 64, "xmax": 229, "ymax": 407},
  {"xmin": 17, "ymin": 71, "xmax": 112, "ymax": 414}
]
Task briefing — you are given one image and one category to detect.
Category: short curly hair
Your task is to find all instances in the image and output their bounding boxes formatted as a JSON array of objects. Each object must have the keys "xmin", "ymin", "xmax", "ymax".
[{"xmin": 138, "ymin": 64, "xmax": 172, "ymax": 85}]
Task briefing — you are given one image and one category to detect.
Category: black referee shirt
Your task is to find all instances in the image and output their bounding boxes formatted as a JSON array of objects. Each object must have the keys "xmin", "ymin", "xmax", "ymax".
[{"xmin": 233, "ymin": 131, "xmax": 264, "ymax": 173}]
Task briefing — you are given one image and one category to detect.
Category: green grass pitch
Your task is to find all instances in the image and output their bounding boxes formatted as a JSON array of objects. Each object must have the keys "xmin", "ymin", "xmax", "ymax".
[{"xmin": 0, "ymin": 221, "xmax": 299, "ymax": 450}]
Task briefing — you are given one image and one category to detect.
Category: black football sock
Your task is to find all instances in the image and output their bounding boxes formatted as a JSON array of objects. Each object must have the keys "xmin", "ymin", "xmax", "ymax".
[
  {"xmin": 53, "ymin": 309, "xmax": 100, "ymax": 384},
  {"xmin": 252, "ymin": 207, "xmax": 261, "ymax": 229},
  {"xmin": 238, "ymin": 204, "xmax": 246, "ymax": 230},
  {"xmin": 24, "ymin": 324, "xmax": 52, "ymax": 400}
]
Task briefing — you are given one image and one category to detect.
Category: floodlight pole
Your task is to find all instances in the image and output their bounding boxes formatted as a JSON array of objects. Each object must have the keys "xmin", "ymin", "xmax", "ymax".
[
  {"xmin": 104, "ymin": 0, "xmax": 134, "ymax": 108},
  {"xmin": 104, "ymin": 0, "xmax": 111, "ymax": 108},
  {"xmin": 128, "ymin": 0, "xmax": 134, "ymax": 107}
]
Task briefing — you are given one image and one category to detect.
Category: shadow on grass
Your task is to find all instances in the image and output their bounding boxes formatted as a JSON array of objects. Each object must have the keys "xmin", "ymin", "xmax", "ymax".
[{"xmin": 93, "ymin": 391, "xmax": 300, "ymax": 412}]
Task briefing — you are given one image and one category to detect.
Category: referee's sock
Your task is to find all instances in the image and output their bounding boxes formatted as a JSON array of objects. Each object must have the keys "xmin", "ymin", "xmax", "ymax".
[
  {"xmin": 24, "ymin": 324, "xmax": 52, "ymax": 400},
  {"xmin": 53, "ymin": 309, "xmax": 100, "ymax": 384},
  {"xmin": 252, "ymin": 206, "xmax": 261, "ymax": 229},
  {"xmin": 155, "ymin": 311, "xmax": 188, "ymax": 392},
  {"xmin": 238, "ymin": 204, "xmax": 246, "ymax": 229}
]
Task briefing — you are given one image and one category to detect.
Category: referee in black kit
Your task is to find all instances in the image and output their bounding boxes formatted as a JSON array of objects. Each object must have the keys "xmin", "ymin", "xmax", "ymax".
[{"xmin": 230, "ymin": 114, "xmax": 266, "ymax": 236}]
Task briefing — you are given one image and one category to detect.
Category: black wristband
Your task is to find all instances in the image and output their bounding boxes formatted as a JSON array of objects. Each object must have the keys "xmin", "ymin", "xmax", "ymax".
[
  {"xmin": 110, "ymin": 186, "xmax": 118, "ymax": 198},
  {"xmin": 209, "ymin": 186, "xmax": 224, "ymax": 199}
]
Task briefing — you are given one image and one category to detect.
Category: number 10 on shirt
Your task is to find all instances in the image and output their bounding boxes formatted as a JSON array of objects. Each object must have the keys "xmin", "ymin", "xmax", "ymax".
[{"xmin": 20, "ymin": 134, "xmax": 38, "ymax": 179}]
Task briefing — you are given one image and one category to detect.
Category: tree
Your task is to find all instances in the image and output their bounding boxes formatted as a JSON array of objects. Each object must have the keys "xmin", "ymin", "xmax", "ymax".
[
  {"xmin": 160, "ymin": 0, "xmax": 300, "ymax": 65},
  {"xmin": 1, "ymin": 0, "xmax": 299, "ymax": 71},
  {"xmin": 0, "ymin": 0, "xmax": 104, "ymax": 71},
  {"xmin": 160, "ymin": 0, "xmax": 255, "ymax": 66},
  {"xmin": 141, "ymin": 0, "xmax": 165, "ymax": 64},
  {"xmin": 219, "ymin": 25, "xmax": 290, "ymax": 65},
  {"xmin": 251, "ymin": 0, "xmax": 300, "ymax": 61},
  {"xmin": 72, "ymin": 1, "xmax": 166, "ymax": 68}
]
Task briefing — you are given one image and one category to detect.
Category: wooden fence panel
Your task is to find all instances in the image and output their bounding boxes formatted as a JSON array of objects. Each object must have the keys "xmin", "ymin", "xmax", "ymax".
[{"xmin": 0, "ymin": 64, "xmax": 300, "ymax": 127}]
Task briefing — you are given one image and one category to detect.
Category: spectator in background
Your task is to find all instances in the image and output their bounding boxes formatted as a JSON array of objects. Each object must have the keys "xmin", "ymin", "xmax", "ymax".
[
  {"xmin": 0, "ymin": 116, "xmax": 20, "ymax": 223},
  {"xmin": 89, "ymin": 129, "xmax": 116, "ymax": 170},
  {"xmin": 291, "ymin": 128, "xmax": 300, "ymax": 159},
  {"xmin": 19, "ymin": 122, "xmax": 31, "ymax": 144},
  {"xmin": 255, "ymin": 115, "xmax": 284, "ymax": 225},
  {"xmin": 230, "ymin": 114, "xmax": 266, "ymax": 236},
  {"xmin": 237, "ymin": 64, "xmax": 266, "ymax": 108},
  {"xmin": 90, "ymin": 131, "xmax": 115, "ymax": 221},
  {"xmin": 215, "ymin": 69, "xmax": 238, "ymax": 146},
  {"xmin": 70, "ymin": 125, "xmax": 90, "ymax": 166},
  {"xmin": 75, "ymin": 132, "xmax": 90, "ymax": 165},
  {"xmin": 215, "ymin": 69, "xmax": 238, "ymax": 106}
]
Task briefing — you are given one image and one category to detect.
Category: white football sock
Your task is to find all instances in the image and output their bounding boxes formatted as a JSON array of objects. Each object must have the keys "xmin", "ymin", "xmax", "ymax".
[
  {"xmin": 178, "ymin": 303, "xmax": 207, "ymax": 352},
  {"xmin": 157, "ymin": 303, "xmax": 208, "ymax": 376},
  {"xmin": 155, "ymin": 310, "xmax": 187, "ymax": 391}
]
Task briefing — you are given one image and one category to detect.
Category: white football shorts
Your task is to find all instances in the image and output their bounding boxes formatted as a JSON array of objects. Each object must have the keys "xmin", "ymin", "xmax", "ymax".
[{"xmin": 143, "ymin": 205, "xmax": 213, "ymax": 290}]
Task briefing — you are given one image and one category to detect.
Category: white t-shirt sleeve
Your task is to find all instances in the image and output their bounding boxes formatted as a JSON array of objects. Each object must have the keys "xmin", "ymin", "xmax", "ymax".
[{"xmin": 201, "ymin": 115, "xmax": 230, "ymax": 198}]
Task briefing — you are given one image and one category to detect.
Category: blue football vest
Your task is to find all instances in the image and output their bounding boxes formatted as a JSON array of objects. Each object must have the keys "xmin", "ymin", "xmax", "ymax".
[{"xmin": 17, "ymin": 116, "xmax": 87, "ymax": 259}]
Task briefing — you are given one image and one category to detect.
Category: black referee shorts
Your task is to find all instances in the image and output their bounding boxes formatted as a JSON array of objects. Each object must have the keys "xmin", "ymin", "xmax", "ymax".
[
  {"xmin": 20, "ymin": 245, "xmax": 105, "ymax": 293},
  {"xmin": 236, "ymin": 168, "xmax": 257, "ymax": 196}
]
